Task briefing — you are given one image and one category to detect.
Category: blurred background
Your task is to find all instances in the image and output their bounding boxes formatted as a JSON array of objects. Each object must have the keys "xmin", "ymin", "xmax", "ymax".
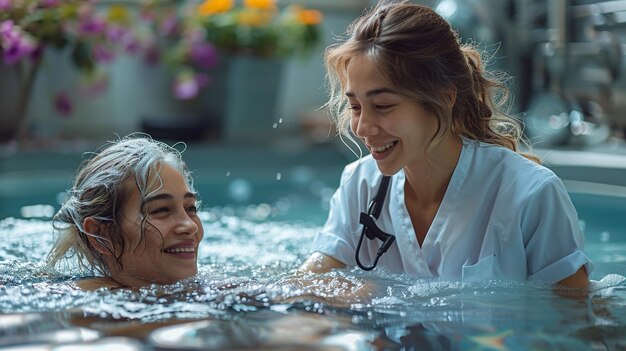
[
  {"xmin": 2, "ymin": 0, "xmax": 626, "ymax": 217},
  {"xmin": 3, "ymin": 0, "xmax": 626, "ymax": 148}
]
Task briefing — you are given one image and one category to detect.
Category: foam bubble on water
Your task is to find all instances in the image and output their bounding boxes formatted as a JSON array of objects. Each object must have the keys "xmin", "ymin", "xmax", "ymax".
[
  {"xmin": 198, "ymin": 210, "xmax": 318, "ymax": 267},
  {"xmin": 589, "ymin": 274, "xmax": 626, "ymax": 297},
  {"xmin": 0, "ymin": 281, "xmax": 98, "ymax": 313},
  {"xmin": 371, "ymin": 295, "xmax": 405, "ymax": 306},
  {"xmin": 0, "ymin": 204, "xmax": 325, "ymax": 318},
  {"xmin": 76, "ymin": 274, "xmax": 272, "ymax": 322},
  {"xmin": 264, "ymin": 270, "xmax": 370, "ymax": 306},
  {"xmin": 407, "ymin": 280, "xmax": 458, "ymax": 298},
  {"xmin": 0, "ymin": 218, "xmax": 56, "ymax": 262}
]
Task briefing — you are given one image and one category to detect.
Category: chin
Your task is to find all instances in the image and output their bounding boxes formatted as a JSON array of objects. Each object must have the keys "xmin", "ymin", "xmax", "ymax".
[
  {"xmin": 376, "ymin": 164, "xmax": 402, "ymax": 177},
  {"xmin": 177, "ymin": 269, "xmax": 198, "ymax": 280}
]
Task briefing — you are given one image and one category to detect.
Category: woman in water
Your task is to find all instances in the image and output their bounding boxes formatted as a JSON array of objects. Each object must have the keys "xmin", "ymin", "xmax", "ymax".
[
  {"xmin": 47, "ymin": 135, "xmax": 204, "ymax": 290},
  {"xmin": 301, "ymin": 0, "xmax": 591, "ymax": 288}
]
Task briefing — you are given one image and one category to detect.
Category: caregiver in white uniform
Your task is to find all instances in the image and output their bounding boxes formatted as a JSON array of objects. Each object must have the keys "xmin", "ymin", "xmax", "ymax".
[{"xmin": 301, "ymin": 1, "xmax": 592, "ymax": 289}]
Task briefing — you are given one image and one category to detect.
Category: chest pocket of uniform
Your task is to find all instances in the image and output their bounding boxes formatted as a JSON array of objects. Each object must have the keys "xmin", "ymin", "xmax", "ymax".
[{"xmin": 462, "ymin": 254, "xmax": 496, "ymax": 281}]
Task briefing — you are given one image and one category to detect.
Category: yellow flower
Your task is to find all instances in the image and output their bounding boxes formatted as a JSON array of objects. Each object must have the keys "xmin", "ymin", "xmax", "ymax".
[
  {"xmin": 237, "ymin": 9, "xmax": 273, "ymax": 27},
  {"xmin": 244, "ymin": 0, "xmax": 276, "ymax": 10},
  {"xmin": 107, "ymin": 5, "xmax": 130, "ymax": 24},
  {"xmin": 198, "ymin": 0, "xmax": 234, "ymax": 16},
  {"xmin": 296, "ymin": 9, "xmax": 323, "ymax": 25}
]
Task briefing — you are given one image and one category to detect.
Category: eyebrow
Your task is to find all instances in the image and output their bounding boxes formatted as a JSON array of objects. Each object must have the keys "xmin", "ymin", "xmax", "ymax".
[
  {"xmin": 144, "ymin": 192, "xmax": 197, "ymax": 203},
  {"xmin": 345, "ymin": 87, "xmax": 399, "ymax": 98}
]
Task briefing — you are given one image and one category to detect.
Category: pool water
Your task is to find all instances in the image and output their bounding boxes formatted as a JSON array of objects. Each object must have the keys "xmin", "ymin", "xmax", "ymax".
[
  {"xmin": 1, "ymin": 144, "xmax": 625, "ymax": 350},
  {"xmin": 0, "ymin": 186, "xmax": 625, "ymax": 350}
]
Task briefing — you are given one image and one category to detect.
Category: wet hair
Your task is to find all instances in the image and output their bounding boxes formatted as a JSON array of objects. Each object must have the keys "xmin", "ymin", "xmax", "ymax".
[
  {"xmin": 324, "ymin": 0, "xmax": 538, "ymax": 162},
  {"xmin": 47, "ymin": 134, "xmax": 195, "ymax": 276}
]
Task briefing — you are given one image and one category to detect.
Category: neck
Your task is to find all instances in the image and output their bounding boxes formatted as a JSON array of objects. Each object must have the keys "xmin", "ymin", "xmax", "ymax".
[
  {"xmin": 75, "ymin": 276, "xmax": 123, "ymax": 291},
  {"xmin": 403, "ymin": 133, "xmax": 462, "ymax": 206}
]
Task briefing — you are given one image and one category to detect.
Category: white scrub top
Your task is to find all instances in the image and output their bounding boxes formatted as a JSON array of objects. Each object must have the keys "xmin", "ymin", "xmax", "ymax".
[{"xmin": 311, "ymin": 139, "xmax": 593, "ymax": 283}]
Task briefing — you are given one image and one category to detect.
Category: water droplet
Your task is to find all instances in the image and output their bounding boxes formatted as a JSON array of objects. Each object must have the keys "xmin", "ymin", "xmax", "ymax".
[
  {"xmin": 272, "ymin": 123, "xmax": 278, "ymax": 129},
  {"xmin": 226, "ymin": 171, "xmax": 230, "ymax": 177},
  {"xmin": 278, "ymin": 118, "xmax": 283, "ymax": 124},
  {"xmin": 276, "ymin": 173, "xmax": 282, "ymax": 181}
]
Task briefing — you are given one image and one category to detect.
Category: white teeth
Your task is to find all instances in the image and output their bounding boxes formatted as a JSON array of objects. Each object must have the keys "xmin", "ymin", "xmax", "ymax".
[
  {"xmin": 164, "ymin": 247, "xmax": 195, "ymax": 254},
  {"xmin": 373, "ymin": 142, "xmax": 396, "ymax": 152}
]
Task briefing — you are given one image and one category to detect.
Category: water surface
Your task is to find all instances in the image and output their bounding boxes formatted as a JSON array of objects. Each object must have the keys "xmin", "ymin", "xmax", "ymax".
[{"xmin": 0, "ymin": 201, "xmax": 625, "ymax": 350}]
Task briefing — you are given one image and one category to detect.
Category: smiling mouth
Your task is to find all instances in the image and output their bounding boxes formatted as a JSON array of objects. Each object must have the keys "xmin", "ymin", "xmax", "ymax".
[
  {"xmin": 163, "ymin": 247, "xmax": 195, "ymax": 253},
  {"xmin": 369, "ymin": 141, "xmax": 398, "ymax": 154},
  {"xmin": 162, "ymin": 247, "xmax": 197, "ymax": 259}
]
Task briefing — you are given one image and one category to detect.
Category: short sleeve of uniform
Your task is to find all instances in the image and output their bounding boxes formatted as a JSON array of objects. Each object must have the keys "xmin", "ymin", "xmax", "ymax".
[
  {"xmin": 523, "ymin": 176, "xmax": 593, "ymax": 283},
  {"xmin": 309, "ymin": 166, "xmax": 360, "ymax": 266}
]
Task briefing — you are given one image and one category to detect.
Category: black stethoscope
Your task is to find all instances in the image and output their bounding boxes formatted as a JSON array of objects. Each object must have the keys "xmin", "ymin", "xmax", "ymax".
[{"xmin": 355, "ymin": 175, "xmax": 396, "ymax": 271}]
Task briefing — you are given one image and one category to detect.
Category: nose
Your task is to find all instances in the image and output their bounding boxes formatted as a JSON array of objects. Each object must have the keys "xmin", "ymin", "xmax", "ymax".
[
  {"xmin": 174, "ymin": 211, "xmax": 199, "ymax": 236},
  {"xmin": 353, "ymin": 108, "xmax": 378, "ymax": 138}
]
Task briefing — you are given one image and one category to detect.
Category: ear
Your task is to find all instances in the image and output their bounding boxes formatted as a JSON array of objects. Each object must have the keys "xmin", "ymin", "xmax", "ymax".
[
  {"xmin": 446, "ymin": 86, "xmax": 457, "ymax": 107},
  {"xmin": 83, "ymin": 217, "xmax": 113, "ymax": 256}
]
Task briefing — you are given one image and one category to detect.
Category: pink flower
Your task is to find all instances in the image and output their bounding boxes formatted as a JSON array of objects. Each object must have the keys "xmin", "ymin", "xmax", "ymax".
[
  {"xmin": 77, "ymin": 12, "xmax": 107, "ymax": 36},
  {"xmin": 0, "ymin": 0, "xmax": 11, "ymax": 11},
  {"xmin": 105, "ymin": 25, "xmax": 139, "ymax": 54},
  {"xmin": 0, "ymin": 20, "xmax": 15, "ymax": 39},
  {"xmin": 189, "ymin": 41, "xmax": 218, "ymax": 69},
  {"xmin": 173, "ymin": 71, "xmax": 209, "ymax": 100},
  {"xmin": 0, "ymin": 20, "xmax": 38, "ymax": 65},
  {"xmin": 54, "ymin": 91, "xmax": 73, "ymax": 116},
  {"xmin": 121, "ymin": 32, "xmax": 140, "ymax": 54},
  {"xmin": 92, "ymin": 43, "xmax": 115, "ymax": 63},
  {"xmin": 159, "ymin": 14, "xmax": 180, "ymax": 37},
  {"xmin": 105, "ymin": 24, "xmax": 127, "ymax": 42},
  {"xmin": 30, "ymin": 43, "xmax": 45, "ymax": 60}
]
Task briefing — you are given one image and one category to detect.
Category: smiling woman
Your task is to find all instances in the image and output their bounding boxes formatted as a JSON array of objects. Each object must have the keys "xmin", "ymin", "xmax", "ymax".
[
  {"xmin": 46, "ymin": 134, "xmax": 204, "ymax": 290},
  {"xmin": 301, "ymin": 0, "xmax": 591, "ymax": 289}
]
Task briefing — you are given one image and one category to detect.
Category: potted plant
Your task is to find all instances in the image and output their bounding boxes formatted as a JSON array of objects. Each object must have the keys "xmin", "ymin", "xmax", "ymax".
[
  {"xmin": 0, "ymin": 0, "xmax": 140, "ymax": 145},
  {"xmin": 175, "ymin": 0, "xmax": 324, "ymax": 141}
]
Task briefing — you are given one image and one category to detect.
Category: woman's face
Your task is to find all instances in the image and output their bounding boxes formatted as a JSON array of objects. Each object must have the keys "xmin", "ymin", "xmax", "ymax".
[
  {"xmin": 111, "ymin": 163, "xmax": 204, "ymax": 287},
  {"xmin": 346, "ymin": 54, "xmax": 439, "ymax": 176}
]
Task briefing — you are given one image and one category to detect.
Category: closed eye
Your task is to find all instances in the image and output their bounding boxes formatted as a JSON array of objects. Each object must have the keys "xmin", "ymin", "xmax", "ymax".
[
  {"xmin": 149, "ymin": 207, "xmax": 170, "ymax": 215},
  {"xmin": 349, "ymin": 105, "xmax": 361, "ymax": 115},
  {"xmin": 375, "ymin": 104, "xmax": 394, "ymax": 110}
]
